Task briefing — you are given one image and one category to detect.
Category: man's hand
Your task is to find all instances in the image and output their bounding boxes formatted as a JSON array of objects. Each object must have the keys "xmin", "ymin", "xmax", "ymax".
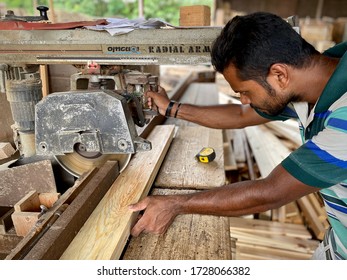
[
  {"xmin": 145, "ymin": 86, "xmax": 170, "ymax": 116},
  {"xmin": 129, "ymin": 195, "xmax": 180, "ymax": 237}
]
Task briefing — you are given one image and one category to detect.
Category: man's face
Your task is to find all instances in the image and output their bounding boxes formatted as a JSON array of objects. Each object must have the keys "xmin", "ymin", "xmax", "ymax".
[{"xmin": 222, "ymin": 65, "xmax": 294, "ymax": 116}]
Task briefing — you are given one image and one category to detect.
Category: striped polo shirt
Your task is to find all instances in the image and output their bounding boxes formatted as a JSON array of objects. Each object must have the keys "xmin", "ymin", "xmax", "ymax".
[{"xmin": 255, "ymin": 41, "xmax": 347, "ymax": 259}]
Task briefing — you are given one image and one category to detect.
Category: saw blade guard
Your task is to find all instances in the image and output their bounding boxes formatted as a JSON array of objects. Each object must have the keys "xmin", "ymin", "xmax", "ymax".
[{"xmin": 35, "ymin": 90, "xmax": 151, "ymax": 176}]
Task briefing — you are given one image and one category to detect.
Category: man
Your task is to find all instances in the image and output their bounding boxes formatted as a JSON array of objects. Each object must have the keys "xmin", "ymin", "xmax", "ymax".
[{"xmin": 129, "ymin": 12, "xmax": 347, "ymax": 260}]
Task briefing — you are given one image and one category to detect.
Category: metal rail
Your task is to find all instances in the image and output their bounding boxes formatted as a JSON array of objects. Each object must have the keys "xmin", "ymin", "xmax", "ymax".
[{"xmin": 0, "ymin": 27, "xmax": 222, "ymax": 65}]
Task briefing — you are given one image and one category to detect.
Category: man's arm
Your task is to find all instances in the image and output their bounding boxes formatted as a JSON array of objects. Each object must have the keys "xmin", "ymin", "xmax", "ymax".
[
  {"xmin": 146, "ymin": 87, "xmax": 269, "ymax": 129},
  {"xmin": 129, "ymin": 164, "xmax": 319, "ymax": 236}
]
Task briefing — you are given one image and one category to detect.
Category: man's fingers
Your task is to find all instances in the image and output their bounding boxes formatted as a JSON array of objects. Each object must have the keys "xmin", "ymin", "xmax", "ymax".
[
  {"xmin": 128, "ymin": 198, "xmax": 148, "ymax": 212},
  {"xmin": 130, "ymin": 219, "xmax": 145, "ymax": 237}
]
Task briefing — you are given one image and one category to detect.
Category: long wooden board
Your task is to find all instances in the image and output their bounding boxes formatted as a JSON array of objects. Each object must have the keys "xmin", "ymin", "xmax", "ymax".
[
  {"xmin": 60, "ymin": 125, "xmax": 175, "ymax": 260},
  {"xmin": 155, "ymin": 126, "xmax": 225, "ymax": 189},
  {"xmin": 245, "ymin": 125, "xmax": 291, "ymax": 177},
  {"xmin": 245, "ymin": 125, "xmax": 291, "ymax": 222},
  {"xmin": 122, "ymin": 188, "xmax": 231, "ymax": 260}
]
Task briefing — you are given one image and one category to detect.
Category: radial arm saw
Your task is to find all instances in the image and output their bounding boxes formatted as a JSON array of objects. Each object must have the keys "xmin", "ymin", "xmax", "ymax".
[{"xmin": 0, "ymin": 15, "xmax": 221, "ymax": 177}]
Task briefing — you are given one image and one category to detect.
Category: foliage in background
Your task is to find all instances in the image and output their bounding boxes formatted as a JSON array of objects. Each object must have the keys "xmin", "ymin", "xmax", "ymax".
[{"xmin": 1, "ymin": 0, "xmax": 213, "ymax": 25}]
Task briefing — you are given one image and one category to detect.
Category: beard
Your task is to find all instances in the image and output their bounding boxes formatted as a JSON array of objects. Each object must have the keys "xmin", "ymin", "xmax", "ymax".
[{"xmin": 250, "ymin": 88, "xmax": 295, "ymax": 116}]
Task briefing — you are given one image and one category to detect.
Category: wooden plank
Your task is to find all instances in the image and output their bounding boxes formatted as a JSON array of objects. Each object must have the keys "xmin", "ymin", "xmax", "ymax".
[
  {"xmin": 23, "ymin": 161, "xmax": 119, "ymax": 260},
  {"xmin": 264, "ymin": 120, "xmax": 302, "ymax": 148},
  {"xmin": 13, "ymin": 191, "xmax": 40, "ymax": 212},
  {"xmin": 122, "ymin": 188, "xmax": 231, "ymax": 260},
  {"xmin": 155, "ymin": 126, "xmax": 225, "ymax": 189},
  {"xmin": 229, "ymin": 217, "xmax": 312, "ymax": 239},
  {"xmin": 232, "ymin": 129, "xmax": 246, "ymax": 164},
  {"xmin": 0, "ymin": 142, "xmax": 15, "ymax": 160},
  {"xmin": 297, "ymin": 196, "xmax": 328, "ymax": 240},
  {"xmin": 0, "ymin": 160, "xmax": 57, "ymax": 206},
  {"xmin": 284, "ymin": 202, "xmax": 304, "ymax": 224},
  {"xmin": 235, "ymin": 243, "xmax": 313, "ymax": 260},
  {"xmin": 223, "ymin": 130, "xmax": 238, "ymax": 171},
  {"xmin": 245, "ymin": 125, "xmax": 290, "ymax": 221},
  {"xmin": 223, "ymin": 142, "xmax": 238, "ymax": 171},
  {"xmin": 38, "ymin": 193, "xmax": 61, "ymax": 208},
  {"xmin": 11, "ymin": 190, "xmax": 60, "ymax": 237},
  {"xmin": 39, "ymin": 65, "xmax": 49, "ymax": 97},
  {"xmin": 245, "ymin": 125, "xmax": 291, "ymax": 177},
  {"xmin": 179, "ymin": 5, "xmax": 211, "ymax": 26},
  {"xmin": 60, "ymin": 125, "xmax": 175, "ymax": 260},
  {"xmin": 11, "ymin": 212, "xmax": 41, "ymax": 237}
]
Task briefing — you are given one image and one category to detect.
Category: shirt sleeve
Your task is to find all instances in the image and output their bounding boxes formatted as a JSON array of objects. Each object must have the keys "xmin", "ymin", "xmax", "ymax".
[{"xmin": 281, "ymin": 107, "xmax": 347, "ymax": 188}]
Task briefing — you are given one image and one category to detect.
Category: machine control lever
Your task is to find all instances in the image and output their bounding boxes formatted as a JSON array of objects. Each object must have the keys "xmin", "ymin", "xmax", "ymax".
[{"xmin": 1, "ymin": 6, "xmax": 49, "ymax": 22}]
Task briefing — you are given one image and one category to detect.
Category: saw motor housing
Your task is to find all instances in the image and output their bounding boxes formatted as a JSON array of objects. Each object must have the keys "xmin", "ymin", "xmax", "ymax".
[{"xmin": 35, "ymin": 65, "xmax": 158, "ymax": 158}]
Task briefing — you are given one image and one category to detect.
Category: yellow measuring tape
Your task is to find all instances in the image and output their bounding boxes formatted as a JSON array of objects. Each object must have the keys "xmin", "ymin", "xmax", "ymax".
[{"xmin": 195, "ymin": 147, "xmax": 216, "ymax": 163}]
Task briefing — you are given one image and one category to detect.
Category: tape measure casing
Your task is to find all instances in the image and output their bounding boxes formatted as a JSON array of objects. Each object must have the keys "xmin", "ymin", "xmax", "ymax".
[{"xmin": 195, "ymin": 147, "xmax": 216, "ymax": 163}]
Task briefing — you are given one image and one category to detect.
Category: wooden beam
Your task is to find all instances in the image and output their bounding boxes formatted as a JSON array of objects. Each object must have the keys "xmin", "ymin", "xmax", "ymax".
[
  {"xmin": 39, "ymin": 65, "xmax": 49, "ymax": 97},
  {"xmin": 60, "ymin": 125, "xmax": 175, "ymax": 260}
]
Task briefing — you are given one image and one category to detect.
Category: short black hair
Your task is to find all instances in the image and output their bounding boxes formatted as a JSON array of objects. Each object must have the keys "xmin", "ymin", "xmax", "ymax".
[{"xmin": 211, "ymin": 12, "xmax": 319, "ymax": 83}]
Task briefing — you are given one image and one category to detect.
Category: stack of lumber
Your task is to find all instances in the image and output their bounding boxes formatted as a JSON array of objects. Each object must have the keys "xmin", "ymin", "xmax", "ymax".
[
  {"xmin": 243, "ymin": 123, "xmax": 329, "ymax": 240},
  {"xmin": 230, "ymin": 217, "xmax": 319, "ymax": 260},
  {"xmin": 300, "ymin": 17, "xmax": 335, "ymax": 53}
]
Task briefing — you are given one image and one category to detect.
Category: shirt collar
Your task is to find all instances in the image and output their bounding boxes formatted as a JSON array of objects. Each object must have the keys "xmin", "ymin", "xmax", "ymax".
[{"xmin": 315, "ymin": 42, "xmax": 347, "ymax": 113}]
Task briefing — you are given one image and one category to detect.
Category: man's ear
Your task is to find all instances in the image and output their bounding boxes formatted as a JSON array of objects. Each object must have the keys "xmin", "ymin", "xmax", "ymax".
[{"xmin": 268, "ymin": 63, "xmax": 289, "ymax": 89}]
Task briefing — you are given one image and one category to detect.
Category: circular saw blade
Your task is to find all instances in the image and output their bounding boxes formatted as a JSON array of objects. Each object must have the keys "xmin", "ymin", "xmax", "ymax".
[{"xmin": 55, "ymin": 152, "xmax": 132, "ymax": 178}]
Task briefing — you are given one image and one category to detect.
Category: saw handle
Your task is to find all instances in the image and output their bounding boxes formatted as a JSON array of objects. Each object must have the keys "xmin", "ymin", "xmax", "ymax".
[{"xmin": 37, "ymin": 6, "xmax": 49, "ymax": 21}]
